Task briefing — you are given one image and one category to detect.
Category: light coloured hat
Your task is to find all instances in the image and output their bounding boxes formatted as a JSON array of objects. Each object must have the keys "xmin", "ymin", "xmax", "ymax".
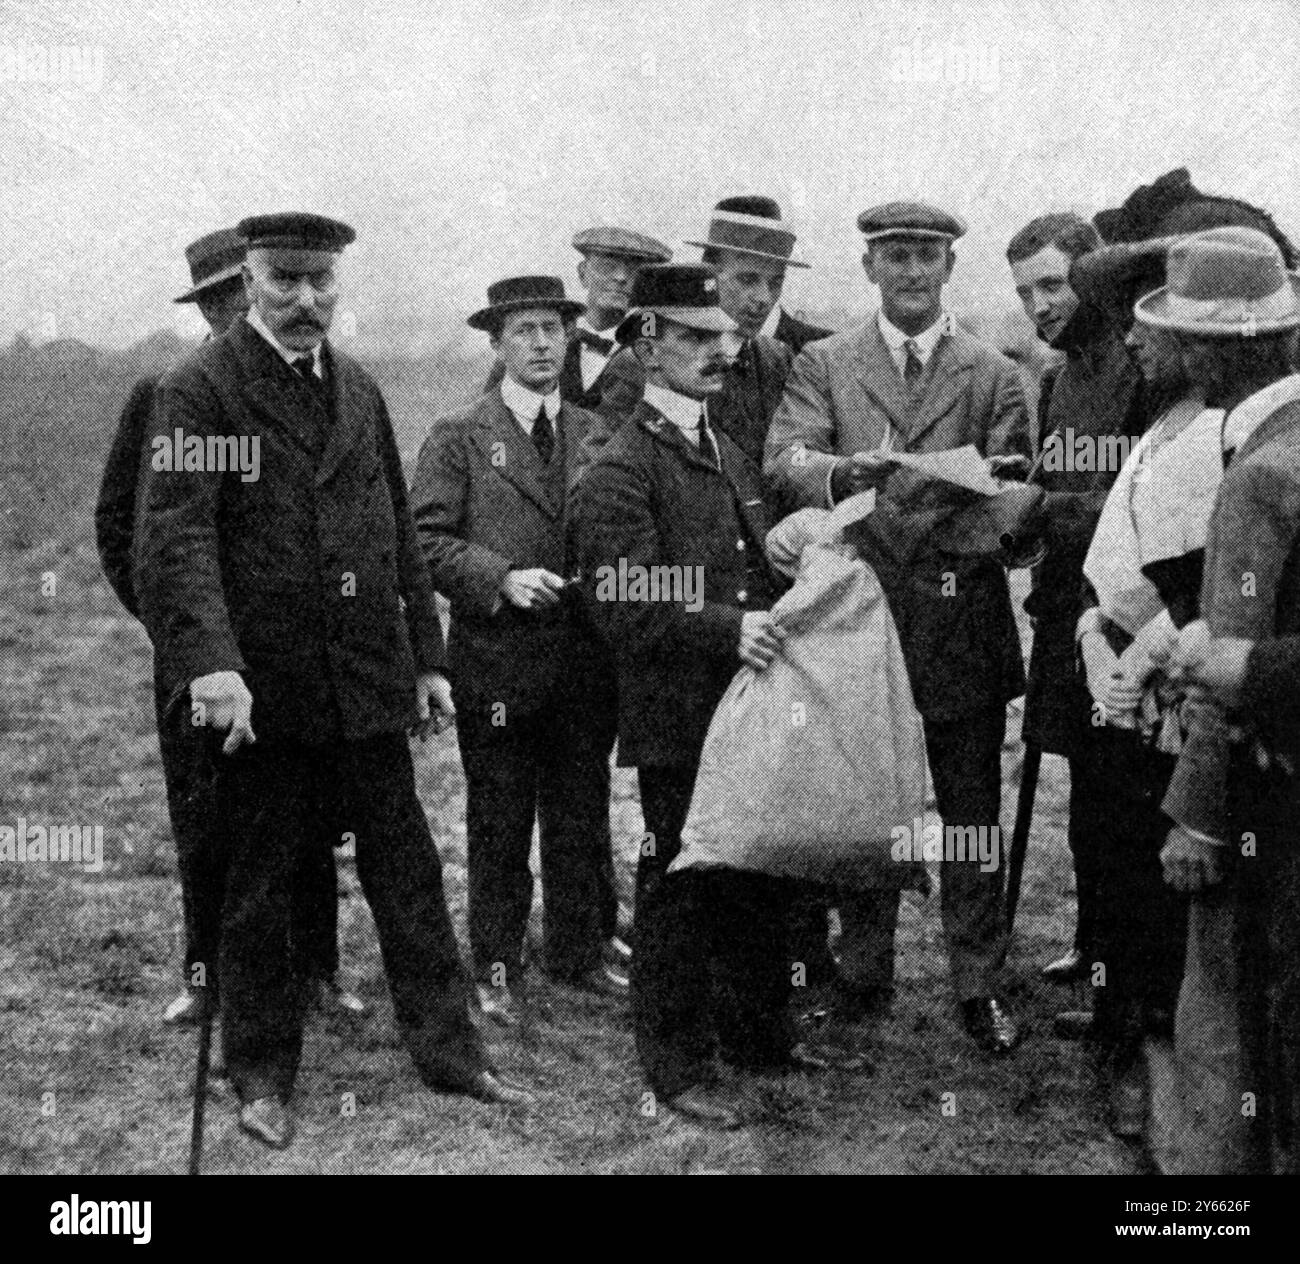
[
  {"xmin": 685, "ymin": 196, "xmax": 809, "ymax": 267},
  {"xmin": 1134, "ymin": 226, "xmax": 1300, "ymax": 337},
  {"xmin": 572, "ymin": 226, "xmax": 672, "ymax": 263}
]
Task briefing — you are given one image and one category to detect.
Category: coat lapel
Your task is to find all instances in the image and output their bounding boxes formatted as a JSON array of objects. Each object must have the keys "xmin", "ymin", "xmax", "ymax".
[
  {"xmin": 854, "ymin": 323, "xmax": 911, "ymax": 449},
  {"xmin": 471, "ymin": 391, "xmax": 559, "ymax": 518},
  {"xmin": 233, "ymin": 319, "xmax": 324, "ymax": 464},
  {"xmin": 316, "ymin": 343, "xmax": 369, "ymax": 487},
  {"xmin": 638, "ymin": 401, "xmax": 724, "ymax": 476},
  {"xmin": 906, "ymin": 332, "xmax": 976, "ymax": 449}
]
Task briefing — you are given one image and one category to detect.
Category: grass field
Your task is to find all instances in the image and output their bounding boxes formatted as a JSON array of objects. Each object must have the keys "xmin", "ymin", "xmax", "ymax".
[{"xmin": 0, "ymin": 339, "xmax": 1146, "ymax": 1174}]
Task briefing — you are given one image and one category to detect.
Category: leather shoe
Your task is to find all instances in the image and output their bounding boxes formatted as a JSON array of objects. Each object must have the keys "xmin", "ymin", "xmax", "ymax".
[
  {"xmin": 665, "ymin": 1084, "xmax": 745, "ymax": 1129},
  {"xmin": 1041, "ymin": 948, "xmax": 1088, "ymax": 984},
  {"xmin": 315, "ymin": 977, "xmax": 367, "ymax": 1016},
  {"xmin": 463, "ymin": 1070, "xmax": 535, "ymax": 1107},
  {"xmin": 162, "ymin": 988, "xmax": 207, "ymax": 1026},
  {"xmin": 550, "ymin": 963, "xmax": 629, "ymax": 998},
  {"xmin": 1053, "ymin": 1009, "xmax": 1094, "ymax": 1041},
  {"xmin": 961, "ymin": 997, "xmax": 1020, "ymax": 1055},
  {"xmin": 1106, "ymin": 1057, "xmax": 1148, "ymax": 1139},
  {"xmin": 475, "ymin": 983, "xmax": 520, "ymax": 1027},
  {"xmin": 603, "ymin": 936, "xmax": 633, "ymax": 967},
  {"xmin": 239, "ymin": 1097, "xmax": 294, "ymax": 1149}
]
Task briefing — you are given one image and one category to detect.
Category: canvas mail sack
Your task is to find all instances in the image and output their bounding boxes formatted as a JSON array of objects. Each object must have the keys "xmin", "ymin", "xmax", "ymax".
[{"xmin": 672, "ymin": 501, "xmax": 928, "ymax": 891}]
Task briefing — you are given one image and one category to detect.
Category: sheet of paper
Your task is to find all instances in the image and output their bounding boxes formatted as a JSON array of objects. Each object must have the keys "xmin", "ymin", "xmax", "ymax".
[{"xmin": 870, "ymin": 444, "xmax": 1006, "ymax": 496}]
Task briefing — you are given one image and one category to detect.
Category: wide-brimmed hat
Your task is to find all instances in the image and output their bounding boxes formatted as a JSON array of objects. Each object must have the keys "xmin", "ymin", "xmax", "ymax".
[
  {"xmin": 1069, "ymin": 238, "xmax": 1174, "ymax": 323},
  {"xmin": 467, "ymin": 276, "xmax": 585, "ymax": 333},
  {"xmin": 572, "ymin": 226, "xmax": 672, "ymax": 263},
  {"xmin": 857, "ymin": 201, "xmax": 966, "ymax": 243},
  {"xmin": 614, "ymin": 264, "xmax": 738, "ymax": 343},
  {"xmin": 685, "ymin": 196, "xmax": 808, "ymax": 267},
  {"xmin": 174, "ymin": 228, "xmax": 247, "ymax": 303},
  {"xmin": 1134, "ymin": 226, "xmax": 1300, "ymax": 337}
]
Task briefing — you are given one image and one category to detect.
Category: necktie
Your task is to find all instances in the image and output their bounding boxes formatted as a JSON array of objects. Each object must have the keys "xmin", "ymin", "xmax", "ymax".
[
  {"xmin": 698, "ymin": 412, "xmax": 720, "ymax": 470},
  {"xmin": 580, "ymin": 329, "xmax": 614, "ymax": 356},
  {"xmin": 902, "ymin": 339, "xmax": 923, "ymax": 387},
  {"xmin": 532, "ymin": 404, "xmax": 555, "ymax": 465}
]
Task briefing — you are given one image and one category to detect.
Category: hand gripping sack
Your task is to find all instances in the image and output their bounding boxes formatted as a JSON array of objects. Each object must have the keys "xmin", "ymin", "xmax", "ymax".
[{"xmin": 671, "ymin": 542, "xmax": 928, "ymax": 890}]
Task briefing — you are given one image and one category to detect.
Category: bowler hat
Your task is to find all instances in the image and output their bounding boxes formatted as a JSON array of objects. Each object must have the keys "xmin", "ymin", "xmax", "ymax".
[
  {"xmin": 614, "ymin": 264, "xmax": 738, "ymax": 343},
  {"xmin": 858, "ymin": 202, "xmax": 966, "ymax": 243},
  {"xmin": 467, "ymin": 276, "xmax": 584, "ymax": 333},
  {"xmin": 1134, "ymin": 226, "xmax": 1300, "ymax": 337},
  {"xmin": 174, "ymin": 228, "xmax": 247, "ymax": 303},
  {"xmin": 685, "ymin": 197, "xmax": 808, "ymax": 267},
  {"xmin": 238, "ymin": 212, "xmax": 356, "ymax": 253}
]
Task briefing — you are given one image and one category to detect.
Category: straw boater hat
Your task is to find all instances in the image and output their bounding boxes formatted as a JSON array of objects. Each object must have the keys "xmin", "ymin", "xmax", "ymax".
[
  {"xmin": 173, "ymin": 228, "xmax": 247, "ymax": 302},
  {"xmin": 614, "ymin": 264, "xmax": 739, "ymax": 344},
  {"xmin": 1133, "ymin": 226, "xmax": 1300, "ymax": 337},
  {"xmin": 466, "ymin": 276, "xmax": 585, "ymax": 333},
  {"xmin": 686, "ymin": 196, "xmax": 809, "ymax": 267}
]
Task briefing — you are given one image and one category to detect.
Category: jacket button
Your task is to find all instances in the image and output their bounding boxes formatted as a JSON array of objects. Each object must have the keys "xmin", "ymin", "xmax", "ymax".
[
  {"xmin": 736, "ymin": 590, "xmax": 748, "ymax": 602},
  {"xmin": 736, "ymin": 539, "xmax": 746, "ymax": 551}
]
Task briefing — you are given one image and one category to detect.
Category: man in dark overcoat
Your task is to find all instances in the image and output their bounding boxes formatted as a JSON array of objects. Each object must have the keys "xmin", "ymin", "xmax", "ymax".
[
  {"xmin": 411, "ymin": 276, "xmax": 628, "ymax": 1024},
  {"xmin": 574, "ymin": 264, "xmax": 810, "ymax": 1127},
  {"xmin": 765, "ymin": 202, "xmax": 1032, "ymax": 1054},
  {"xmin": 135, "ymin": 212, "xmax": 530, "ymax": 1150},
  {"xmin": 96, "ymin": 228, "xmax": 356, "ymax": 1027}
]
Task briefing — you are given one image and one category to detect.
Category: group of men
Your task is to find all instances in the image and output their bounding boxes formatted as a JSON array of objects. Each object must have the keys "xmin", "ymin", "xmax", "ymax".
[{"xmin": 97, "ymin": 175, "xmax": 1300, "ymax": 1165}]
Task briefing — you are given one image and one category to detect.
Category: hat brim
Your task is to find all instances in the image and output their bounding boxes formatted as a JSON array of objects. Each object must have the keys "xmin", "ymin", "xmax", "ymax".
[
  {"xmin": 1069, "ymin": 239, "xmax": 1174, "ymax": 318},
  {"xmin": 615, "ymin": 305, "xmax": 739, "ymax": 344},
  {"xmin": 861, "ymin": 228, "xmax": 961, "ymax": 243},
  {"xmin": 467, "ymin": 298, "xmax": 586, "ymax": 332},
  {"xmin": 173, "ymin": 264, "xmax": 246, "ymax": 303},
  {"xmin": 1133, "ymin": 273, "xmax": 1300, "ymax": 336},
  {"xmin": 684, "ymin": 240, "xmax": 809, "ymax": 268},
  {"xmin": 576, "ymin": 246, "xmax": 671, "ymax": 263}
]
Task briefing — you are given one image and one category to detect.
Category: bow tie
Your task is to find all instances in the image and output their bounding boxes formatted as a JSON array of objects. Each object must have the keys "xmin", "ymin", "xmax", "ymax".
[{"xmin": 579, "ymin": 329, "xmax": 615, "ymax": 356}]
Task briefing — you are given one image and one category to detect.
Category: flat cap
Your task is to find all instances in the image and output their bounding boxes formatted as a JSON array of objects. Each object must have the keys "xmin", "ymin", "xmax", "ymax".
[
  {"xmin": 238, "ymin": 212, "xmax": 356, "ymax": 252},
  {"xmin": 857, "ymin": 202, "xmax": 966, "ymax": 242},
  {"xmin": 572, "ymin": 226, "xmax": 672, "ymax": 262}
]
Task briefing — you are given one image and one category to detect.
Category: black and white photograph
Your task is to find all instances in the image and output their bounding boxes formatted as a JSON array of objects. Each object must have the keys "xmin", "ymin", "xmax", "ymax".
[{"xmin": 1, "ymin": 0, "xmax": 1295, "ymax": 1225}]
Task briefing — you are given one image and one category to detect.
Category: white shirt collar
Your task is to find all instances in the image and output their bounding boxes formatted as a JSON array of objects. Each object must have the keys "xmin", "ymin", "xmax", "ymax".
[
  {"xmin": 759, "ymin": 306, "xmax": 782, "ymax": 340},
  {"xmin": 643, "ymin": 381, "xmax": 704, "ymax": 443},
  {"xmin": 576, "ymin": 314, "xmax": 618, "ymax": 340},
  {"xmin": 246, "ymin": 306, "xmax": 323, "ymax": 375},
  {"xmin": 500, "ymin": 374, "xmax": 560, "ymax": 434},
  {"xmin": 1222, "ymin": 373, "xmax": 1300, "ymax": 454},
  {"xmin": 877, "ymin": 309, "xmax": 953, "ymax": 367}
]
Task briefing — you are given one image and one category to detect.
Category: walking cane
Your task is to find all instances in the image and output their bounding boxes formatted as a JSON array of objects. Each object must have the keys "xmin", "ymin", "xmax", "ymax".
[
  {"xmin": 188, "ymin": 997, "xmax": 214, "ymax": 1175},
  {"xmin": 1005, "ymin": 741, "xmax": 1041, "ymax": 933}
]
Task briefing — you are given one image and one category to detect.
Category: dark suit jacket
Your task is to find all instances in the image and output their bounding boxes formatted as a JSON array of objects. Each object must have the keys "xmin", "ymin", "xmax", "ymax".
[
  {"xmin": 774, "ymin": 309, "xmax": 833, "ymax": 356},
  {"xmin": 134, "ymin": 317, "xmax": 444, "ymax": 745},
  {"xmin": 95, "ymin": 374, "xmax": 159, "ymax": 618},
  {"xmin": 708, "ymin": 334, "xmax": 792, "ymax": 471},
  {"xmin": 573, "ymin": 399, "xmax": 780, "ymax": 768},
  {"xmin": 485, "ymin": 334, "xmax": 645, "ymax": 424},
  {"xmin": 765, "ymin": 317, "xmax": 1032, "ymax": 721},
  {"xmin": 1022, "ymin": 332, "xmax": 1144, "ymax": 755},
  {"xmin": 409, "ymin": 388, "xmax": 612, "ymax": 715}
]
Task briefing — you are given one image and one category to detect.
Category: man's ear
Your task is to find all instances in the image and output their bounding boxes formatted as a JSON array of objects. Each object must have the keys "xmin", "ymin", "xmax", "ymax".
[
  {"xmin": 576, "ymin": 257, "xmax": 589, "ymax": 290},
  {"xmin": 862, "ymin": 249, "xmax": 878, "ymax": 285},
  {"xmin": 631, "ymin": 337, "xmax": 656, "ymax": 369},
  {"xmin": 241, "ymin": 263, "xmax": 256, "ymax": 304},
  {"xmin": 488, "ymin": 330, "xmax": 502, "ymax": 356},
  {"xmin": 942, "ymin": 245, "xmax": 956, "ymax": 281}
]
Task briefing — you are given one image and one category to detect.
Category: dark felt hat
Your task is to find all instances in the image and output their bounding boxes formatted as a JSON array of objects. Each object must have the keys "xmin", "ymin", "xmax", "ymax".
[
  {"xmin": 467, "ymin": 275, "xmax": 585, "ymax": 332},
  {"xmin": 237, "ymin": 212, "xmax": 356, "ymax": 253},
  {"xmin": 174, "ymin": 228, "xmax": 247, "ymax": 303},
  {"xmin": 1069, "ymin": 238, "xmax": 1174, "ymax": 323}
]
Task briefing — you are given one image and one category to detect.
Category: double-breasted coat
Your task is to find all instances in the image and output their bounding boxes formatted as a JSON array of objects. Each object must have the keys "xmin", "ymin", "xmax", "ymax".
[
  {"xmin": 764, "ymin": 317, "xmax": 1032, "ymax": 722},
  {"xmin": 135, "ymin": 317, "xmax": 445, "ymax": 744}
]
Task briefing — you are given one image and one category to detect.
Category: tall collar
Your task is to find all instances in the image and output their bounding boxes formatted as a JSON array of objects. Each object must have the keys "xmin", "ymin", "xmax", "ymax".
[
  {"xmin": 877, "ymin": 309, "xmax": 952, "ymax": 364},
  {"xmin": 246, "ymin": 307, "xmax": 323, "ymax": 376},
  {"xmin": 500, "ymin": 374, "xmax": 561, "ymax": 429},
  {"xmin": 1223, "ymin": 373, "xmax": 1300, "ymax": 455},
  {"xmin": 759, "ymin": 306, "xmax": 782, "ymax": 340},
  {"xmin": 576, "ymin": 314, "xmax": 619, "ymax": 340},
  {"xmin": 643, "ymin": 381, "xmax": 704, "ymax": 440}
]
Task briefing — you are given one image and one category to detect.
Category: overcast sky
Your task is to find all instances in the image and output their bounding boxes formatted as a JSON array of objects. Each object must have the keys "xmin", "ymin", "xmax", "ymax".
[{"xmin": 2, "ymin": 0, "xmax": 1298, "ymax": 351}]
